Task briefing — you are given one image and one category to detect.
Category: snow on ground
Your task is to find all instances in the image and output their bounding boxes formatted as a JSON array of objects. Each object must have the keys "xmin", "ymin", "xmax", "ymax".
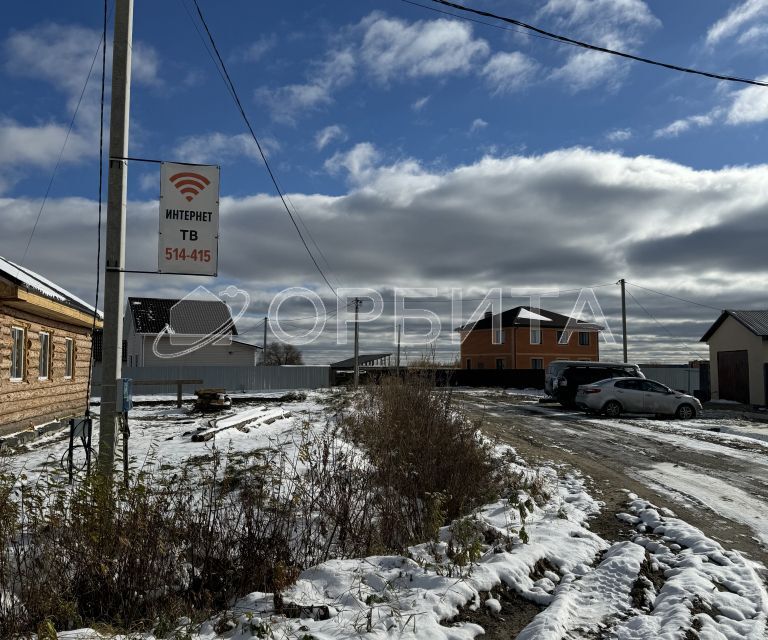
[
  {"xmin": 8, "ymin": 393, "xmax": 768, "ymax": 639},
  {"xmin": 635, "ymin": 462, "xmax": 768, "ymax": 549}
]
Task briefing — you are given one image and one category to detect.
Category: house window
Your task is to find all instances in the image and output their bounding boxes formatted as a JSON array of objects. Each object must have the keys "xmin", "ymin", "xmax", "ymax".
[
  {"xmin": 10, "ymin": 326, "xmax": 25, "ymax": 381},
  {"xmin": 531, "ymin": 358, "xmax": 543, "ymax": 369},
  {"xmin": 64, "ymin": 338, "xmax": 74, "ymax": 379},
  {"xmin": 494, "ymin": 329, "xmax": 505, "ymax": 344},
  {"xmin": 530, "ymin": 329, "xmax": 541, "ymax": 345},
  {"xmin": 579, "ymin": 331, "xmax": 590, "ymax": 346},
  {"xmin": 466, "ymin": 358, "xmax": 472, "ymax": 370},
  {"xmin": 38, "ymin": 332, "xmax": 50, "ymax": 380},
  {"xmin": 556, "ymin": 330, "xmax": 570, "ymax": 345},
  {"xmin": 496, "ymin": 358, "xmax": 504, "ymax": 370}
]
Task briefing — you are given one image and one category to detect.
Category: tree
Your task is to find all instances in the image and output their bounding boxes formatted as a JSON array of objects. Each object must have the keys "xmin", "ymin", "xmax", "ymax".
[{"xmin": 263, "ymin": 342, "xmax": 304, "ymax": 365}]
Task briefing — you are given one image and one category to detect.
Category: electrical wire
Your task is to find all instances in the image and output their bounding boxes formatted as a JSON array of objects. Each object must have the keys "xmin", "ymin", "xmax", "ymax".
[
  {"xmin": 20, "ymin": 6, "xmax": 113, "ymax": 265},
  {"xmin": 625, "ymin": 288, "xmax": 706, "ymax": 358},
  {"xmin": 624, "ymin": 281, "xmax": 722, "ymax": 311},
  {"xmin": 422, "ymin": 0, "xmax": 768, "ymax": 87},
  {"xmin": 188, "ymin": 0, "xmax": 341, "ymax": 299},
  {"xmin": 85, "ymin": 0, "xmax": 109, "ymax": 415}
]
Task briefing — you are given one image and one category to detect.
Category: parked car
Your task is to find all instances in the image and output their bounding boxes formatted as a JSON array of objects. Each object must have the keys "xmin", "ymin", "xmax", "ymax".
[
  {"xmin": 545, "ymin": 361, "xmax": 644, "ymax": 406},
  {"xmin": 575, "ymin": 377, "xmax": 702, "ymax": 419}
]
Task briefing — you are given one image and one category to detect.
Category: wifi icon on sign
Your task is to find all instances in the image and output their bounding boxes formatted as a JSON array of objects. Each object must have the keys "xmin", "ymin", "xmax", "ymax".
[{"xmin": 169, "ymin": 172, "xmax": 211, "ymax": 202}]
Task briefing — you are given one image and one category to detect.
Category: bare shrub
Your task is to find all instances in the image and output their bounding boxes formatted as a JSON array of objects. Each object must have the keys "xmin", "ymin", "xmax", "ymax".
[{"xmin": 351, "ymin": 373, "xmax": 497, "ymax": 549}]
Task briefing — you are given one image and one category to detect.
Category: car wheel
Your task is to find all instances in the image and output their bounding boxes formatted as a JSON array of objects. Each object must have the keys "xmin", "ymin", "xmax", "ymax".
[
  {"xmin": 603, "ymin": 400, "xmax": 622, "ymax": 418},
  {"xmin": 675, "ymin": 404, "xmax": 695, "ymax": 420}
]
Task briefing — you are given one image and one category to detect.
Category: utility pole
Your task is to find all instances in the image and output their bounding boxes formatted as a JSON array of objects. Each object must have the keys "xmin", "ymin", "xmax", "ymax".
[
  {"xmin": 353, "ymin": 297, "xmax": 360, "ymax": 389},
  {"xmin": 98, "ymin": 0, "xmax": 133, "ymax": 476},
  {"xmin": 262, "ymin": 316, "xmax": 268, "ymax": 364},
  {"xmin": 620, "ymin": 278, "xmax": 628, "ymax": 363},
  {"xmin": 396, "ymin": 322, "xmax": 401, "ymax": 377}
]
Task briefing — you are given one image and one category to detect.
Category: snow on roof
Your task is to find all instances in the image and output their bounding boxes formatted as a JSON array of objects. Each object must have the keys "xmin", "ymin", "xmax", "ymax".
[
  {"xmin": 0, "ymin": 256, "xmax": 101, "ymax": 318},
  {"xmin": 517, "ymin": 308, "xmax": 552, "ymax": 322}
]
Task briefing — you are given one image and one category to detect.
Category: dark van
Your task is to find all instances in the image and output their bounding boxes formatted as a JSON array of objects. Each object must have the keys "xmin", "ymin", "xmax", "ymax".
[{"xmin": 545, "ymin": 361, "xmax": 644, "ymax": 407}]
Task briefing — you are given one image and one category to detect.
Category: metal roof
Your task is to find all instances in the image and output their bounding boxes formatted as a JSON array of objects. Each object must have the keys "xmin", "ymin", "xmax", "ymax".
[
  {"xmin": 700, "ymin": 310, "xmax": 768, "ymax": 341},
  {"xmin": 0, "ymin": 255, "xmax": 101, "ymax": 318},
  {"xmin": 455, "ymin": 306, "xmax": 603, "ymax": 332},
  {"xmin": 127, "ymin": 297, "xmax": 238, "ymax": 335},
  {"xmin": 330, "ymin": 353, "xmax": 392, "ymax": 368}
]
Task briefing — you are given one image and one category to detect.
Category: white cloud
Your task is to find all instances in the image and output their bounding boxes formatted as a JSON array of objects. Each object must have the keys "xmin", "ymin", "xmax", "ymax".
[
  {"xmin": 654, "ymin": 110, "xmax": 721, "ymax": 138},
  {"xmin": 324, "ymin": 143, "xmax": 381, "ymax": 182},
  {"xmin": 231, "ymin": 34, "xmax": 277, "ymax": 63},
  {"xmin": 315, "ymin": 125, "xmax": 346, "ymax": 150},
  {"xmin": 606, "ymin": 128, "xmax": 633, "ymax": 142},
  {"xmin": 173, "ymin": 132, "xmax": 278, "ymax": 164},
  {"xmin": 706, "ymin": 0, "xmax": 768, "ymax": 46},
  {"xmin": 412, "ymin": 96, "xmax": 430, "ymax": 111},
  {"xmin": 726, "ymin": 79, "xmax": 768, "ymax": 124},
  {"xmin": 482, "ymin": 51, "xmax": 539, "ymax": 94},
  {"xmin": 256, "ymin": 49, "xmax": 355, "ymax": 123},
  {"xmin": 470, "ymin": 118, "xmax": 488, "ymax": 133},
  {"xmin": 359, "ymin": 14, "xmax": 489, "ymax": 83},
  {"xmin": 0, "ymin": 118, "xmax": 91, "ymax": 167},
  {"xmin": 538, "ymin": 0, "xmax": 660, "ymax": 91},
  {"xmin": 4, "ymin": 149, "xmax": 766, "ymax": 362}
]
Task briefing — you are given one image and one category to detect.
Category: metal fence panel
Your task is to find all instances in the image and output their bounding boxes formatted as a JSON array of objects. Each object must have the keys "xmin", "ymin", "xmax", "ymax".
[
  {"xmin": 91, "ymin": 364, "xmax": 330, "ymax": 394},
  {"xmin": 641, "ymin": 367, "xmax": 700, "ymax": 394}
]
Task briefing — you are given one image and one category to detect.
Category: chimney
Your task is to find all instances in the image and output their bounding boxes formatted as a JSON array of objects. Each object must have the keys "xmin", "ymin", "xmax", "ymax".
[{"xmin": 484, "ymin": 311, "xmax": 493, "ymax": 319}]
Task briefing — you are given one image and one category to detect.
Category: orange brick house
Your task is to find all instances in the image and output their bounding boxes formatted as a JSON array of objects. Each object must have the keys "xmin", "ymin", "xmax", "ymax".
[{"xmin": 457, "ymin": 306, "xmax": 601, "ymax": 370}]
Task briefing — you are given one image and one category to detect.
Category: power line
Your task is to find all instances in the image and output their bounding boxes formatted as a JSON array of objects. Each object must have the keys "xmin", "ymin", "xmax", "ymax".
[
  {"xmin": 625, "ymin": 288, "xmax": 705, "ymax": 358},
  {"xmin": 423, "ymin": 0, "xmax": 768, "ymax": 88},
  {"xmin": 188, "ymin": 0, "xmax": 340, "ymax": 299},
  {"xmin": 85, "ymin": 0, "xmax": 109, "ymax": 413},
  {"xmin": 20, "ymin": 6, "xmax": 113, "ymax": 265},
  {"xmin": 624, "ymin": 281, "xmax": 722, "ymax": 311}
]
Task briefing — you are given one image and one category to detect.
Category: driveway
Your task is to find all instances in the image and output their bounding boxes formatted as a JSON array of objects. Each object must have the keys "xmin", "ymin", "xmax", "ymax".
[{"xmin": 459, "ymin": 390, "xmax": 768, "ymax": 568}]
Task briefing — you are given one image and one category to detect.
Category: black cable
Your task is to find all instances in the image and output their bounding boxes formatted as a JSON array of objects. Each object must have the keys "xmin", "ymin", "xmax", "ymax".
[
  {"xmin": 189, "ymin": 0, "xmax": 340, "ymax": 299},
  {"xmin": 85, "ymin": 0, "xmax": 109, "ymax": 416},
  {"xmin": 423, "ymin": 0, "xmax": 768, "ymax": 88},
  {"xmin": 399, "ymin": 0, "xmax": 564, "ymax": 45},
  {"xmin": 20, "ymin": 8, "xmax": 113, "ymax": 265},
  {"xmin": 625, "ymin": 288, "xmax": 705, "ymax": 358},
  {"xmin": 624, "ymin": 281, "xmax": 722, "ymax": 311}
]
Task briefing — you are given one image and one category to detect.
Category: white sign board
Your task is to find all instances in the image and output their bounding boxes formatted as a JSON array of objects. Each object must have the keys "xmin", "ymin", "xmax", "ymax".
[{"xmin": 159, "ymin": 162, "xmax": 220, "ymax": 275}]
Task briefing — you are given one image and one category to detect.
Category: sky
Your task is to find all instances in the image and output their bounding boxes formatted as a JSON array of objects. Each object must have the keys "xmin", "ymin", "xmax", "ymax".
[{"xmin": 1, "ymin": 0, "xmax": 768, "ymax": 364}]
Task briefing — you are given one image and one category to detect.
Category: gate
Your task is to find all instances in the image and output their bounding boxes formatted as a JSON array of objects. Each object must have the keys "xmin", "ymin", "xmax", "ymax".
[{"xmin": 717, "ymin": 350, "xmax": 750, "ymax": 404}]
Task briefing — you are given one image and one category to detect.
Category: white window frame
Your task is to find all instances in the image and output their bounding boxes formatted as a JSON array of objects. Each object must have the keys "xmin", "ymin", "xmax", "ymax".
[
  {"xmin": 10, "ymin": 326, "xmax": 25, "ymax": 381},
  {"xmin": 38, "ymin": 331, "xmax": 50, "ymax": 380},
  {"xmin": 578, "ymin": 331, "xmax": 590, "ymax": 346},
  {"xmin": 64, "ymin": 337, "xmax": 74, "ymax": 379},
  {"xmin": 494, "ymin": 329, "xmax": 505, "ymax": 344},
  {"xmin": 530, "ymin": 329, "xmax": 541, "ymax": 345}
]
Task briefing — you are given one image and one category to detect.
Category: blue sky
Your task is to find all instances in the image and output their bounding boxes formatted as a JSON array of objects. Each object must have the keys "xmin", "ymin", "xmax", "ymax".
[{"xmin": 2, "ymin": 0, "xmax": 768, "ymax": 363}]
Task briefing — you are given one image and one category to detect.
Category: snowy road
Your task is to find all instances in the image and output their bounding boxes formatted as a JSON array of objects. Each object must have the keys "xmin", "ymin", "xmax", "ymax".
[{"xmin": 461, "ymin": 391, "xmax": 768, "ymax": 567}]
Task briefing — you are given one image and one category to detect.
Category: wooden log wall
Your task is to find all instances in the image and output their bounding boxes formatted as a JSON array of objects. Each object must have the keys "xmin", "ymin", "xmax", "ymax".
[{"xmin": 0, "ymin": 303, "xmax": 93, "ymax": 434}]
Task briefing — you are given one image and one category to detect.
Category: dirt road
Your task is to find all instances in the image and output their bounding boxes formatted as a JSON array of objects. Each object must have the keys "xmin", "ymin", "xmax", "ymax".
[{"xmin": 459, "ymin": 391, "xmax": 768, "ymax": 568}]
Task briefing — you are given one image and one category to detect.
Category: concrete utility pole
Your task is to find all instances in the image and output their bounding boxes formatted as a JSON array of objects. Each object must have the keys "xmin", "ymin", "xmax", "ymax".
[
  {"xmin": 353, "ymin": 298, "xmax": 360, "ymax": 389},
  {"xmin": 620, "ymin": 278, "xmax": 628, "ymax": 363},
  {"xmin": 262, "ymin": 316, "xmax": 268, "ymax": 363},
  {"xmin": 98, "ymin": 0, "xmax": 133, "ymax": 476}
]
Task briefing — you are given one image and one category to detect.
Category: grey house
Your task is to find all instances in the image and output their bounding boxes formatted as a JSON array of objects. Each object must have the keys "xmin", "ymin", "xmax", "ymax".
[
  {"xmin": 124, "ymin": 297, "xmax": 261, "ymax": 367},
  {"xmin": 700, "ymin": 310, "xmax": 768, "ymax": 406}
]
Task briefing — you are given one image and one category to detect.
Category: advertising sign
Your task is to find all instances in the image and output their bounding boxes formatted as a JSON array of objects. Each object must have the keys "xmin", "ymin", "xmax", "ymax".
[{"xmin": 159, "ymin": 162, "xmax": 219, "ymax": 275}]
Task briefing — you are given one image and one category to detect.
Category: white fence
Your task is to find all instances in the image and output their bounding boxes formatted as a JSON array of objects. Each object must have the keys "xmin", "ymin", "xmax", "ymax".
[
  {"xmin": 641, "ymin": 366, "xmax": 700, "ymax": 394},
  {"xmin": 90, "ymin": 364, "xmax": 331, "ymax": 395}
]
